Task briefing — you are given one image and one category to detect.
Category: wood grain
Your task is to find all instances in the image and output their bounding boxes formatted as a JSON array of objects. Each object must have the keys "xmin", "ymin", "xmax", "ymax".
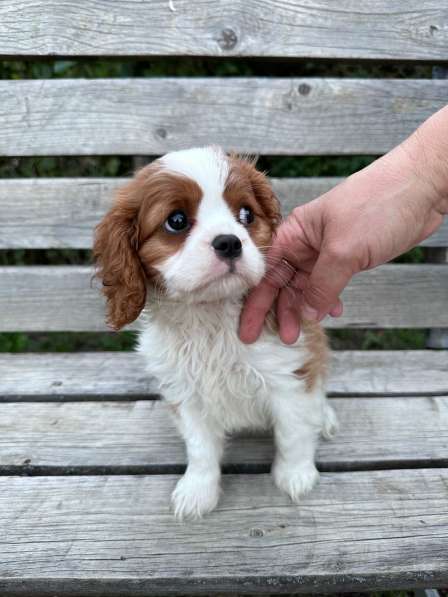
[
  {"xmin": 0, "ymin": 350, "xmax": 447, "ymax": 400},
  {"xmin": 1, "ymin": 177, "xmax": 446, "ymax": 248},
  {"xmin": 1, "ymin": 264, "xmax": 447, "ymax": 331},
  {"xmin": 1, "ymin": 1, "xmax": 447, "ymax": 61},
  {"xmin": 1, "ymin": 78, "xmax": 447, "ymax": 156},
  {"xmin": 427, "ymin": 247, "xmax": 448, "ymax": 348},
  {"xmin": 0, "ymin": 471, "xmax": 447, "ymax": 593},
  {"xmin": 0, "ymin": 397, "xmax": 447, "ymax": 470}
]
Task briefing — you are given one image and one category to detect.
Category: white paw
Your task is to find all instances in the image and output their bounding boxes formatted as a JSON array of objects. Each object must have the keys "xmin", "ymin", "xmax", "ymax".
[
  {"xmin": 272, "ymin": 461, "xmax": 320, "ymax": 503},
  {"xmin": 171, "ymin": 471, "xmax": 220, "ymax": 520},
  {"xmin": 322, "ymin": 403, "xmax": 339, "ymax": 439}
]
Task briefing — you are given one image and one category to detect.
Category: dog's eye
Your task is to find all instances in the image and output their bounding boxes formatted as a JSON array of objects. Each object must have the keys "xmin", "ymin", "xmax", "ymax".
[
  {"xmin": 164, "ymin": 210, "xmax": 190, "ymax": 233},
  {"xmin": 238, "ymin": 206, "xmax": 254, "ymax": 226}
]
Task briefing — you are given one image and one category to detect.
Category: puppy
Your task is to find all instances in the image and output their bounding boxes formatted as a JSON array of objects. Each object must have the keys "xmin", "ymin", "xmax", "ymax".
[{"xmin": 93, "ymin": 146, "xmax": 337, "ymax": 519}]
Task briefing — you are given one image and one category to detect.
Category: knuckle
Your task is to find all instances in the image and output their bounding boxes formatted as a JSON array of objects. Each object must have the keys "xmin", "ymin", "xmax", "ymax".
[
  {"xmin": 306, "ymin": 284, "xmax": 329, "ymax": 304},
  {"xmin": 326, "ymin": 241, "xmax": 351, "ymax": 264},
  {"xmin": 291, "ymin": 204, "xmax": 304, "ymax": 221}
]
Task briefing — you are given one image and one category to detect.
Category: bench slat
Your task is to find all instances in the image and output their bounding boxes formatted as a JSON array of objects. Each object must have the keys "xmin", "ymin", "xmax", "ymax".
[
  {"xmin": 1, "ymin": 177, "xmax": 446, "ymax": 248},
  {"xmin": 0, "ymin": 265, "xmax": 447, "ymax": 331},
  {"xmin": 1, "ymin": 78, "xmax": 447, "ymax": 156},
  {"xmin": 0, "ymin": 397, "xmax": 447, "ymax": 470},
  {"xmin": 0, "ymin": 471, "xmax": 447, "ymax": 593},
  {"xmin": 0, "ymin": 351, "xmax": 446, "ymax": 400},
  {"xmin": 1, "ymin": 1, "xmax": 447, "ymax": 61}
]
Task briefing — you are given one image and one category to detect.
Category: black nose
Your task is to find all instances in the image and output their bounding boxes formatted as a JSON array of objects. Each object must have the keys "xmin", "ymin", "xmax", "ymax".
[{"xmin": 212, "ymin": 234, "xmax": 242, "ymax": 261}]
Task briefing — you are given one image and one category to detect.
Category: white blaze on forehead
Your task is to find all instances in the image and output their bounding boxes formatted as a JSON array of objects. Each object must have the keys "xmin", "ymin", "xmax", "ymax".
[
  {"xmin": 159, "ymin": 146, "xmax": 236, "ymax": 227},
  {"xmin": 160, "ymin": 146, "xmax": 228, "ymax": 198}
]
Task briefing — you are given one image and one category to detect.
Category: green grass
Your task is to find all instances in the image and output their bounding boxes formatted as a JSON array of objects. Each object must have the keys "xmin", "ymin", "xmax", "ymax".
[
  {"xmin": 0, "ymin": 329, "xmax": 427, "ymax": 353},
  {"xmin": 0, "ymin": 332, "xmax": 136, "ymax": 353}
]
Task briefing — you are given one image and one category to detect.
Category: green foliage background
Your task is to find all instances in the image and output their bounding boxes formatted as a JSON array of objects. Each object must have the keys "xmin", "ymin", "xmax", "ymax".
[{"xmin": 0, "ymin": 58, "xmax": 431, "ymax": 352}]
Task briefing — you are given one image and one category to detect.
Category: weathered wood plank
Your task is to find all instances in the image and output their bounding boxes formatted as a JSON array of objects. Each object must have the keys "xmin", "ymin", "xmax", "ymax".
[
  {"xmin": 1, "ymin": 177, "xmax": 446, "ymax": 248},
  {"xmin": 0, "ymin": 265, "xmax": 447, "ymax": 331},
  {"xmin": 427, "ymin": 247, "xmax": 448, "ymax": 348},
  {"xmin": 0, "ymin": 352, "xmax": 156, "ymax": 401},
  {"xmin": 329, "ymin": 350, "xmax": 448, "ymax": 397},
  {"xmin": 0, "ymin": 397, "xmax": 447, "ymax": 470},
  {"xmin": 0, "ymin": 471, "xmax": 447, "ymax": 594},
  {"xmin": 0, "ymin": 350, "xmax": 446, "ymax": 400},
  {"xmin": 1, "ymin": 1, "xmax": 447, "ymax": 61},
  {"xmin": 1, "ymin": 78, "xmax": 447, "ymax": 156}
]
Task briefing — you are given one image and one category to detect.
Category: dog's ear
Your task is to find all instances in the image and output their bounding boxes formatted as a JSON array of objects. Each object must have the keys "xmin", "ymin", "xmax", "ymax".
[{"xmin": 93, "ymin": 179, "xmax": 147, "ymax": 330}]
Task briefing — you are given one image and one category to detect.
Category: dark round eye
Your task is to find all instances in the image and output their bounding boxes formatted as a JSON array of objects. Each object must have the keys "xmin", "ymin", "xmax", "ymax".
[
  {"xmin": 164, "ymin": 210, "xmax": 190, "ymax": 233},
  {"xmin": 238, "ymin": 206, "xmax": 254, "ymax": 226}
]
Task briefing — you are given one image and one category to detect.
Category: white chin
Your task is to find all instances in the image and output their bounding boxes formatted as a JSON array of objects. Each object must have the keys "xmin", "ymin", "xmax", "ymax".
[{"xmin": 171, "ymin": 273, "xmax": 253, "ymax": 303}]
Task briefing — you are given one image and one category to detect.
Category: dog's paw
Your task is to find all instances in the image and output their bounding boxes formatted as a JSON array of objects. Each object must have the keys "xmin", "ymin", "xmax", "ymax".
[
  {"xmin": 272, "ymin": 460, "xmax": 319, "ymax": 503},
  {"xmin": 322, "ymin": 403, "xmax": 339, "ymax": 440},
  {"xmin": 171, "ymin": 471, "xmax": 220, "ymax": 520}
]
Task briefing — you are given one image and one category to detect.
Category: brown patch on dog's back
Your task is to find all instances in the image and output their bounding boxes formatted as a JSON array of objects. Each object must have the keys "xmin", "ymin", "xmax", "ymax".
[{"xmin": 295, "ymin": 320, "xmax": 329, "ymax": 392}]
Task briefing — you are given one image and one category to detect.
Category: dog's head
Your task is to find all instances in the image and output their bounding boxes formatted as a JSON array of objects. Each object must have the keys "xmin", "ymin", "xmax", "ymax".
[{"xmin": 93, "ymin": 146, "xmax": 280, "ymax": 330}]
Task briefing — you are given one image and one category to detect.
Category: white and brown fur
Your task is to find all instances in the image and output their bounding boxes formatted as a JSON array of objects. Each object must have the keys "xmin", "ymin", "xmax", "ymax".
[{"xmin": 94, "ymin": 146, "xmax": 337, "ymax": 520}]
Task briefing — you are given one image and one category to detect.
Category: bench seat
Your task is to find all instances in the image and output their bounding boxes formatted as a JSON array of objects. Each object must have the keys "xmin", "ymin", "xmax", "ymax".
[
  {"xmin": 1, "ymin": 470, "xmax": 447, "ymax": 595},
  {"xmin": 0, "ymin": 350, "xmax": 447, "ymax": 593},
  {"xmin": 1, "ymin": 1, "xmax": 447, "ymax": 592},
  {"xmin": 0, "ymin": 350, "xmax": 447, "ymax": 400}
]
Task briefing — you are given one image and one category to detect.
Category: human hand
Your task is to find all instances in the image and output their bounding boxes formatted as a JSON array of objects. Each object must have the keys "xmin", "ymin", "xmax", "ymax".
[{"xmin": 239, "ymin": 109, "xmax": 448, "ymax": 345}]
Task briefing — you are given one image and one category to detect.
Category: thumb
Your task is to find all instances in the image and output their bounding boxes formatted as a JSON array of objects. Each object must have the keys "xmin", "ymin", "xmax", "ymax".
[{"xmin": 301, "ymin": 250, "xmax": 354, "ymax": 321}]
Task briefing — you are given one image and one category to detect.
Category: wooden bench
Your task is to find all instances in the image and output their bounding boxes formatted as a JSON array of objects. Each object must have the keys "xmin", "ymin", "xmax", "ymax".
[{"xmin": 0, "ymin": 1, "xmax": 447, "ymax": 594}]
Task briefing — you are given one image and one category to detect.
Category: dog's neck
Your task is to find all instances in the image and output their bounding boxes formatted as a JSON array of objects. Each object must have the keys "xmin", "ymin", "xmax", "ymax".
[{"xmin": 142, "ymin": 291, "xmax": 244, "ymax": 334}]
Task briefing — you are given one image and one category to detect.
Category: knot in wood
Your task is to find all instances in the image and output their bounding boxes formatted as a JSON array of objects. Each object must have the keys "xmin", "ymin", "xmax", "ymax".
[
  {"xmin": 429, "ymin": 24, "xmax": 439, "ymax": 36},
  {"xmin": 298, "ymin": 83, "xmax": 311, "ymax": 96},
  {"xmin": 156, "ymin": 127, "xmax": 167, "ymax": 139},
  {"xmin": 218, "ymin": 28, "xmax": 238, "ymax": 51}
]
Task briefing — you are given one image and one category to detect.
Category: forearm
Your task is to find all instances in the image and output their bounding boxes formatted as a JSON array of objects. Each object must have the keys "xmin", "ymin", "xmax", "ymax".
[
  {"xmin": 399, "ymin": 104, "xmax": 448, "ymax": 215},
  {"xmin": 346, "ymin": 105, "xmax": 448, "ymax": 218}
]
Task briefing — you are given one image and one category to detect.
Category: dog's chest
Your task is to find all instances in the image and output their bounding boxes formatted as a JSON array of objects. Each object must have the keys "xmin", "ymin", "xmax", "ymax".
[{"xmin": 138, "ymin": 302, "xmax": 304, "ymax": 430}]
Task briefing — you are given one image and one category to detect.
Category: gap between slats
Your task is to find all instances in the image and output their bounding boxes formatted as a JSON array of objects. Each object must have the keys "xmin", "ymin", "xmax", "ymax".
[{"xmin": 1, "ymin": 459, "xmax": 448, "ymax": 477}]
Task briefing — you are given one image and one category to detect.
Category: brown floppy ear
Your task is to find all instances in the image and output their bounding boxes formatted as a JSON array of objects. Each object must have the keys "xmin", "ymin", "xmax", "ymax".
[{"xmin": 93, "ymin": 180, "xmax": 147, "ymax": 331}]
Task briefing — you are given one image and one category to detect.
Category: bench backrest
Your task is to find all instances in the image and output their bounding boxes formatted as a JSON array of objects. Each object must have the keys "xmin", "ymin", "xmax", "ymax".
[{"xmin": 0, "ymin": 1, "xmax": 447, "ymax": 339}]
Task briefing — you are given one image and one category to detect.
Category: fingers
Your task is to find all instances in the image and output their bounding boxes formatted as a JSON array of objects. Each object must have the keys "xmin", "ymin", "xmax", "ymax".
[
  {"xmin": 240, "ymin": 206, "xmax": 351, "ymax": 342},
  {"xmin": 276, "ymin": 274, "xmax": 343, "ymax": 344},
  {"xmin": 277, "ymin": 285, "xmax": 302, "ymax": 344},
  {"xmin": 239, "ymin": 279, "xmax": 279, "ymax": 344},
  {"xmin": 301, "ymin": 251, "xmax": 353, "ymax": 321},
  {"xmin": 329, "ymin": 300, "xmax": 344, "ymax": 318},
  {"xmin": 239, "ymin": 258, "xmax": 296, "ymax": 344},
  {"xmin": 240, "ymin": 255, "xmax": 347, "ymax": 344}
]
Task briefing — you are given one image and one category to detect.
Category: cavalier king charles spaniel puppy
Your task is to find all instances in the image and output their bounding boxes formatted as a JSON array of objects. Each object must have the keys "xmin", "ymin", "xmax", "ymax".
[{"xmin": 94, "ymin": 146, "xmax": 337, "ymax": 519}]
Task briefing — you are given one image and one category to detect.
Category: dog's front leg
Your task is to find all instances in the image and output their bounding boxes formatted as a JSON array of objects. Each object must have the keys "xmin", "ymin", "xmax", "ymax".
[
  {"xmin": 271, "ymin": 383, "xmax": 323, "ymax": 503},
  {"xmin": 171, "ymin": 400, "xmax": 224, "ymax": 520}
]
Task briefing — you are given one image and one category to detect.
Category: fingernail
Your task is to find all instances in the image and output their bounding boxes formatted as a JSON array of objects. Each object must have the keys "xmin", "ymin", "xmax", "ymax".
[
  {"xmin": 302, "ymin": 303, "xmax": 319, "ymax": 321},
  {"xmin": 280, "ymin": 309, "xmax": 300, "ymax": 345},
  {"xmin": 238, "ymin": 325, "xmax": 259, "ymax": 344}
]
